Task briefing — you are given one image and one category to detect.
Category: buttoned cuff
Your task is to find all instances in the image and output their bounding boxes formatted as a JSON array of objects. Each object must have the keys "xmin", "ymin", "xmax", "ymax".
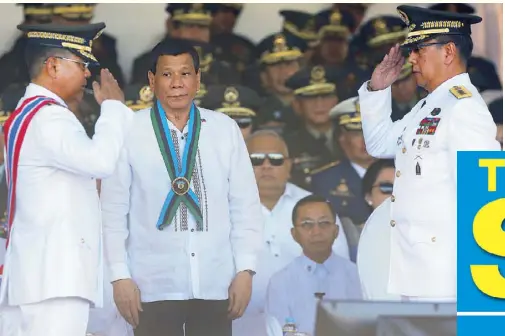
[
  {"xmin": 235, "ymin": 254, "xmax": 257, "ymax": 273},
  {"xmin": 109, "ymin": 263, "xmax": 132, "ymax": 282}
]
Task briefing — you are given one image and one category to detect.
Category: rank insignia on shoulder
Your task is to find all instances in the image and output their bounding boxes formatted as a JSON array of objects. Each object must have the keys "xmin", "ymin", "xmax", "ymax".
[
  {"xmin": 430, "ymin": 108, "xmax": 441, "ymax": 116},
  {"xmin": 450, "ymin": 85, "xmax": 472, "ymax": 99},
  {"xmin": 310, "ymin": 161, "xmax": 340, "ymax": 175}
]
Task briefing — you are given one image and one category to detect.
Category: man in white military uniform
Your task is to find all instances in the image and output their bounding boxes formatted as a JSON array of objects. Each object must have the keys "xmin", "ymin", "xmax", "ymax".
[
  {"xmin": 233, "ymin": 130, "xmax": 349, "ymax": 336},
  {"xmin": 101, "ymin": 38, "xmax": 263, "ymax": 336},
  {"xmin": 0, "ymin": 23, "xmax": 133, "ymax": 336},
  {"xmin": 358, "ymin": 5, "xmax": 501, "ymax": 301}
]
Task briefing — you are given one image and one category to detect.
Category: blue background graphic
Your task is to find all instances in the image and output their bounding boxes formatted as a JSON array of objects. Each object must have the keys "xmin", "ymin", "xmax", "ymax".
[{"xmin": 457, "ymin": 151, "xmax": 505, "ymax": 313}]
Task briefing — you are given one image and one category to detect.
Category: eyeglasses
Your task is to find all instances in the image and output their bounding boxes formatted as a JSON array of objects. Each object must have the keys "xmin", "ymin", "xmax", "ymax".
[
  {"xmin": 401, "ymin": 41, "xmax": 450, "ymax": 57},
  {"xmin": 372, "ymin": 182, "xmax": 394, "ymax": 195},
  {"xmin": 295, "ymin": 219, "xmax": 335, "ymax": 231},
  {"xmin": 45, "ymin": 56, "xmax": 90, "ymax": 70},
  {"xmin": 250, "ymin": 153, "xmax": 286, "ymax": 166}
]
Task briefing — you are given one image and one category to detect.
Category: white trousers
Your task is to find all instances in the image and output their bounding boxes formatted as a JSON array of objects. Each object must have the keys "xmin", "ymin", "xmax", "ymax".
[{"xmin": 0, "ymin": 297, "xmax": 90, "ymax": 336}]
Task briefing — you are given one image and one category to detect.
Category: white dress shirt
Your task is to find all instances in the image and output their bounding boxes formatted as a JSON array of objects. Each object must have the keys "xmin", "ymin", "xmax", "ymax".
[
  {"xmin": 101, "ymin": 107, "xmax": 263, "ymax": 302},
  {"xmin": 265, "ymin": 253, "xmax": 362, "ymax": 335},
  {"xmin": 232, "ymin": 183, "xmax": 349, "ymax": 336},
  {"xmin": 350, "ymin": 161, "xmax": 367, "ymax": 178}
]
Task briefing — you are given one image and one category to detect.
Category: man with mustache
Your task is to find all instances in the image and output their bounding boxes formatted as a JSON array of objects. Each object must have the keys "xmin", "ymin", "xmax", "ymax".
[
  {"xmin": 0, "ymin": 22, "xmax": 133, "ymax": 336},
  {"xmin": 358, "ymin": 5, "xmax": 500, "ymax": 302},
  {"xmin": 101, "ymin": 38, "xmax": 263, "ymax": 336}
]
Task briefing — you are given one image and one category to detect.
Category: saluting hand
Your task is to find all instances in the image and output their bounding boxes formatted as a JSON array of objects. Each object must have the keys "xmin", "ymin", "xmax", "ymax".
[
  {"xmin": 227, "ymin": 271, "xmax": 253, "ymax": 320},
  {"xmin": 112, "ymin": 278, "xmax": 143, "ymax": 329},
  {"xmin": 370, "ymin": 43, "xmax": 405, "ymax": 91},
  {"xmin": 92, "ymin": 68, "xmax": 125, "ymax": 105}
]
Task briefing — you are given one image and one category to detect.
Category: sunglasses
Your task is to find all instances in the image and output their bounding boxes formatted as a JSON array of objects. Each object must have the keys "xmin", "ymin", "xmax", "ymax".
[
  {"xmin": 234, "ymin": 118, "xmax": 252, "ymax": 129},
  {"xmin": 372, "ymin": 182, "xmax": 394, "ymax": 195},
  {"xmin": 250, "ymin": 153, "xmax": 286, "ymax": 166},
  {"xmin": 400, "ymin": 41, "xmax": 450, "ymax": 58}
]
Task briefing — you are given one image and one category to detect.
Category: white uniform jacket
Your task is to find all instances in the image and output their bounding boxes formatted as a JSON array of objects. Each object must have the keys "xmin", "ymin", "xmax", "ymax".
[
  {"xmin": 0, "ymin": 83, "xmax": 133, "ymax": 308},
  {"xmin": 358, "ymin": 73, "xmax": 501, "ymax": 297}
]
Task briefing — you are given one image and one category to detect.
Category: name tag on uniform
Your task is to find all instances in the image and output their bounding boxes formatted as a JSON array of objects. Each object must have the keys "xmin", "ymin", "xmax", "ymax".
[{"xmin": 416, "ymin": 117, "xmax": 441, "ymax": 135}]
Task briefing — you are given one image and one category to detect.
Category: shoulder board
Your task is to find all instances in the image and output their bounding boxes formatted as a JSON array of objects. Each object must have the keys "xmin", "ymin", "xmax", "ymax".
[
  {"xmin": 310, "ymin": 161, "xmax": 340, "ymax": 175},
  {"xmin": 450, "ymin": 85, "xmax": 472, "ymax": 99}
]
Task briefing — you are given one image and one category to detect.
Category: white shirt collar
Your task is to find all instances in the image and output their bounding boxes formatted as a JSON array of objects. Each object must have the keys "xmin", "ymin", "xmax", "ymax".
[
  {"xmin": 350, "ymin": 161, "xmax": 367, "ymax": 178},
  {"xmin": 24, "ymin": 83, "xmax": 68, "ymax": 108}
]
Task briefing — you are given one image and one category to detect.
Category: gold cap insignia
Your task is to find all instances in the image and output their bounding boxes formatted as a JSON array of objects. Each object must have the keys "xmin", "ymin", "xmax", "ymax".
[
  {"xmin": 330, "ymin": 11, "xmax": 342, "ymax": 25},
  {"xmin": 273, "ymin": 34, "xmax": 288, "ymax": 53},
  {"xmin": 373, "ymin": 18, "xmax": 389, "ymax": 35},
  {"xmin": 139, "ymin": 86, "xmax": 154, "ymax": 103},
  {"xmin": 223, "ymin": 87, "xmax": 241, "ymax": 108},
  {"xmin": 304, "ymin": 18, "xmax": 315, "ymax": 32},
  {"xmin": 224, "ymin": 87, "xmax": 239, "ymax": 103},
  {"xmin": 354, "ymin": 98, "xmax": 360, "ymax": 114},
  {"xmin": 310, "ymin": 66, "xmax": 326, "ymax": 84}
]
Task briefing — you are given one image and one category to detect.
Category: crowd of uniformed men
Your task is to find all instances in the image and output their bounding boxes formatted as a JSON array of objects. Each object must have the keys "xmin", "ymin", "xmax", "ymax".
[{"xmin": 0, "ymin": 3, "xmax": 502, "ymax": 335}]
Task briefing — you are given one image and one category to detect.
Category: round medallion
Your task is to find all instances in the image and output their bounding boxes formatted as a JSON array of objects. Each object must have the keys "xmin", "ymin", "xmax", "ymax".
[{"xmin": 172, "ymin": 177, "xmax": 190, "ymax": 196}]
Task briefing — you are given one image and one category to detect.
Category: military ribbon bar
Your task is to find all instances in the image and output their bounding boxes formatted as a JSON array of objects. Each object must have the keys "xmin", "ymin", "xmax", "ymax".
[
  {"xmin": 0, "ymin": 95, "xmax": 58, "ymax": 275},
  {"xmin": 150, "ymin": 100, "xmax": 203, "ymax": 230}
]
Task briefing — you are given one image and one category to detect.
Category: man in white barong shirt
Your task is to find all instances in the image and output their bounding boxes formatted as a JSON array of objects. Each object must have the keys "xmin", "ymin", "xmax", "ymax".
[
  {"xmin": 101, "ymin": 38, "xmax": 263, "ymax": 336},
  {"xmin": 0, "ymin": 23, "xmax": 133, "ymax": 336}
]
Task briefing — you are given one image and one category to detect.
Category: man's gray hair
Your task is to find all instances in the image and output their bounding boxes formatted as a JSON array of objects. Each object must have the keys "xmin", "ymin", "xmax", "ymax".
[
  {"xmin": 245, "ymin": 130, "xmax": 290, "ymax": 157},
  {"xmin": 26, "ymin": 47, "xmax": 74, "ymax": 79}
]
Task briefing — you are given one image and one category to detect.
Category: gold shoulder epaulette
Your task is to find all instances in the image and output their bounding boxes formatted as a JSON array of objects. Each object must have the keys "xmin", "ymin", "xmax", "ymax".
[
  {"xmin": 310, "ymin": 161, "xmax": 340, "ymax": 175},
  {"xmin": 450, "ymin": 85, "xmax": 472, "ymax": 99}
]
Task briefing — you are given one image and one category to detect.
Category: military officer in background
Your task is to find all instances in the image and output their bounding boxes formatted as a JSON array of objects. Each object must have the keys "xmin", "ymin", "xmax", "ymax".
[
  {"xmin": 332, "ymin": 3, "xmax": 369, "ymax": 32},
  {"xmin": 201, "ymin": 85, "xmax": 260, "ymax": 139},
  {"xmin": 123, "ymin": 84, "xmax": 155, "ymax": 112},
  {"xmin": 310, "ymin": 96, "xmax": 374, "ymax": 233},
  {"xmin": 51, "ymin": 3, "xmax": 126, "ymax": 88},
  {"xmin": 356, "ymin": 15, "xmax": 408, "ymax": 69},
  {"xmin": 488, "ymin": 97, "xmax": 503, "ymax": 148},
  {"xmin": 359, "ymin": 5, "xmax": 500, "ymax": 301},
  {"xmin": 131, "ymin": 3, "xmax": 239, "ymax": 85},
  {"xmin": 210, "ymin": 4, "xmax": 256, "ymax": 77},
  {"xmin": 282, "ymin": 65, "xmax": 343, "ymax": 191},
  {"xmin": 254, "ymin": 33, "xmax": 305, "ymax": 128},
  {"xmin": 279, "ymin": 10, "xmax": 318, "ymax": 63},
  {"xmin": 309, "ymin": 8, "xmax": 355, "ymax": 67},
  {"xmin": 0, "ymin": 4, "xmax": 53, "ymax": 93},
  {"xmin": 391, "ymin": 62, "xmax": 426, "ymax": 121}
]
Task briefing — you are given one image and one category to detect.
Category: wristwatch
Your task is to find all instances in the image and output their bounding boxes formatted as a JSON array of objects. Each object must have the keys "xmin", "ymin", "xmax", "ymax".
[{"xmin": 243, "ymin": 269, "xmax": 256, "ymax": 276}]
